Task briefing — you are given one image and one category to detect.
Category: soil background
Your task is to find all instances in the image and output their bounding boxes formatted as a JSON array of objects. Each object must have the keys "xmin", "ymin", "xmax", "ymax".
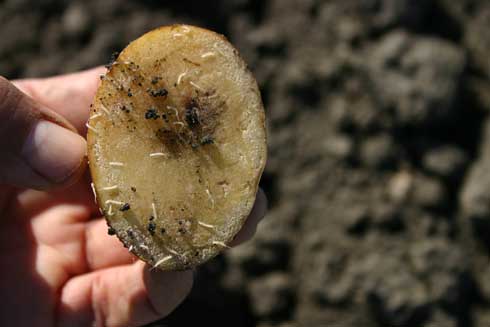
[{"xmin": 2, "ymin": 0, "xmax": 490, "ymax": 326}]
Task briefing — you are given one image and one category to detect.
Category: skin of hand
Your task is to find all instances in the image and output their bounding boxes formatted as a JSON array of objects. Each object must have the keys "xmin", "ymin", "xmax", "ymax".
[{"xmin": 0, "ymin": 67, "xmax": 267, "ymax": 327}]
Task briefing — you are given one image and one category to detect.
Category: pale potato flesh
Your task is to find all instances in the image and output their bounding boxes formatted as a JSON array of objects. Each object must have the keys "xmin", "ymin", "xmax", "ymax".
[{"xmin": 87, "ymin": 25, "xmax": 266, "ymax": 270}]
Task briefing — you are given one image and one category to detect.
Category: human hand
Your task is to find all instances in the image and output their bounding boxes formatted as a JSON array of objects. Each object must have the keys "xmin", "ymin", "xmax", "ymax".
[{"xmin": 0, "ymin": 68, "xmax": 267, "ymax": 327}]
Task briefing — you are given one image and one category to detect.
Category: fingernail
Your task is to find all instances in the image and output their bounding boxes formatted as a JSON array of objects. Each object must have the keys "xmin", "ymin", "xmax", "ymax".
[{"xmin": 22, "ymin": 120, "xmax": 86, "ymax": 184}]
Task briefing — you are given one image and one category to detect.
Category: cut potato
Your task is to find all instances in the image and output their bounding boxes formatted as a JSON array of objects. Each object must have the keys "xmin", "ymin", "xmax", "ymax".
[{"xmin": 87, "ymin": 25, "xmax": 267, "ymax": 271}]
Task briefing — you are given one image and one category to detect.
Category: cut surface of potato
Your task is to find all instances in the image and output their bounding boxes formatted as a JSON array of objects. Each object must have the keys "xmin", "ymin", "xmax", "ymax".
[{"xmin": 87, "ymin": 25, "xmax": 266, "ymax": 270}]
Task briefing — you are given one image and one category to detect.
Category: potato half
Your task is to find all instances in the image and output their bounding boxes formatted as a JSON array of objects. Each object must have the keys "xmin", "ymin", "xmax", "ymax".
[{"xmin": 87, "ymin": 25, "xmax": 266, "ymax": 271}]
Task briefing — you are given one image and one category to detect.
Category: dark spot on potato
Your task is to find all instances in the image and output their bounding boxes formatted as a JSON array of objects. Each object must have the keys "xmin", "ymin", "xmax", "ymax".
[
  {"xmin": 200, "ymin": 135, "xmax": 214, "ymax": 145},
  {"xmin": 185, "ymin": 104, "xmax": 200, "ymax": 128},
  {"xmin": 120, "ymin": 203, "xmax": 131, "ymax": 211},
  {"xmin": 145, "ymin": 108, "xmax": 160, "ymax": 120},
  {"xmin": 120, "ymin": 105, "xmax": 131, "ymax": 113},
  {"xmin": 151, "ymin": 76, "xmax": 161, "ymax": 84},
  {"xmin": 148, "ymin": 222, "xmax": 156, "ymax": 235},
  {"xmin": 127, "ymin": 229, "xmax": 134, "ymax": 238},
  {"xmin": 148, "ymin": 88, "xmax": 168, "ymax": 97},
  {"xmin": 183, "ymin": 57, "xmax": 201, "ymax": 66}
]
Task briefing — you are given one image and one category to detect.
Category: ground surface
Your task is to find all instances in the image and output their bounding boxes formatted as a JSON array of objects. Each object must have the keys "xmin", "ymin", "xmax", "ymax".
[{"xmin": 2, "ymin": 0, "xmax": 490, "ymax": 326}]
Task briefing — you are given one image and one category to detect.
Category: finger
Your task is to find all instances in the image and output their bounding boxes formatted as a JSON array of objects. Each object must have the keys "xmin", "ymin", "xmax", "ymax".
[
  {"xmin": 14, "ymin": 171, "xmax": 99, "ymax": 223},
  {"xmin": 58, "ymin": 261, "xmax": 193, "ymax": 327},
  {"xmin": 229, "ymin": 188, "xmax": 268, "ymax": 247},
  {"xmin": 85, "ymin": 218, "xmax": 136, "ymax": 270},
  {"xmin": 13, "ymin": 67, "xmax": 106, "ymax": 134},
  {"xmin": 0, "ymin": 76, "xmax": 87, "ymax": 190}
]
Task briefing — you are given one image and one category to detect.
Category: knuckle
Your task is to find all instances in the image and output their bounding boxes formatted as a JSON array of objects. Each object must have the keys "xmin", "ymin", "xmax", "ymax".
[
  {"xmin": 0, "ymin": 76, "xmax": 19, "ymax": 109},
  {"xmin": 91, "ymin": 273, "xmax": 110, "ymax": 327},
  {"xmin": 0, "ymin": 76, "xmax": 37, "ymax": 149},
  {"xmin": 0, "ymin": 76, "xmax": 22, "ymax": 126}
]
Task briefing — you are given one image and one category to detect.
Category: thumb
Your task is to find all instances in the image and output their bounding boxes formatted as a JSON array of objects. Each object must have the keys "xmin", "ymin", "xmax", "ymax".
[{"xmin": 0, "ymin": 76, "xmax": 87, "ymax": 190}]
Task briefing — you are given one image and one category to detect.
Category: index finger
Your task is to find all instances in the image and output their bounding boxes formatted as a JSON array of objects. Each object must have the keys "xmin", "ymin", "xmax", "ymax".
[{"xmin": 13, "ymin": 67, "xmax": 106, "ymax": 134}]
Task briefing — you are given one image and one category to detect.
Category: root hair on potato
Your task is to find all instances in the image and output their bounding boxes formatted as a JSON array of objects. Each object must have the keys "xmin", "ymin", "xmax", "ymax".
[
  {"xmin": 164, "ymin": 246, "xmax": 180, "ymax": 257},
  {"xmin": 177, "ymin": 71, "xmax": 187, "ymax": 85},
  {"xmin": 201, "ymin": 52, "xmax": 216, "ymax": 59},
  {"xmin": 152, "ymin": 202, "xmax": 158, "ymax": 220},
  {"xmin": 105, "ymin": 200, "xmax": 125, "ymax": 206},
  {"xmin": 173, "ymin": 121, "xmax": 186, "ymax": 132},
  {"xmin": 90, "ymin": 182, "xmax": 98, "ymax": 201},
  {"xmin": 167, "ymin": 105, "xmax": 180, "ymax": 120},
  {"xmin": 206, "ymin": 189, "xmax": 215, "ymax": 208},
  {"xmin": 107, "ymin": 205, "xmax": 114, "ymax": 217},
  {"xmin": 90, "ymin": 113, "xmax": 102, "ymax": 120},
  {"xmin": 85, "ymin": 123, "xmax": 99, "ymax": 134},
  {"xmin": 102, "ymin": 185, "xmax": 119, "ymax": 191},
  {"xmin": 99, "ymin": 103, "xmax": 110, "ymax": 115},
  {"xmin": 212, "ymin": 241, "xmax": 230, "ymax": 249},
  {"xmin": 149, "ymin": 153, "xmax": 167, "ymax": 158},
  {"xmin": 190, "ymin": 81, "xmax": 205, "ymax": 92},
  {"xmin": 153, "ymin": 255, "xmax": 173, "ymax": 270},
  {"xmin": 198, "ymin": 221, "xmax": 216, "ymax": 230}
]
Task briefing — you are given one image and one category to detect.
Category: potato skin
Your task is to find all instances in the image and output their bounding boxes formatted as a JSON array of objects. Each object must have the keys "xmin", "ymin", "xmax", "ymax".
[{"xmin": 87, "ymin": 25, "xmax": 266, "ymax": 270}]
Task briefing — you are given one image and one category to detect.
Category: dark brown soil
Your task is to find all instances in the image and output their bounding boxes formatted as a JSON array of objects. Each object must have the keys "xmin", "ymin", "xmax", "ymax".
[{"xmin": 3, "ymin": 0, "xmax": 490, "ymax": 326}]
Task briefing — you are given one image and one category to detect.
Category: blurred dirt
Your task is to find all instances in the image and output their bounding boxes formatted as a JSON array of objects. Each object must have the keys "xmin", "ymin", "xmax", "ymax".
[{"xmin": 2, "ymin": 0, "xmax": 490, "ymax": 326}]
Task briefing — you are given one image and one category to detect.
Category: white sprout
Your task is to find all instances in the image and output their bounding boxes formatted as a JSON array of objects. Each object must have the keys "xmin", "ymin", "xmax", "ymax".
[
  {"xmin": 177, "ymin": 72, "xmax": 187, "ymax": 85},
  {"xmin": 213, "ymin": 42, "xmax": 227, "ymax": 57},
  {"xmin": 205, "ymin": 93, "xmax": 219, "ymax": 99},
  {"xmin": 201, "ymin": 52, "xmax": 216, "ymax": 59},
  {"xmin": 109, "ymin": 162, "xmax": 125, "ymax": 167},
  {"xmin": 85, "ymin": 123, "xmax": 98, "ymax": 133},
  {"xmin": 100, "ymin": 103, "xmax": 110, "ymax": 115},
  {"xmin": 152, "ymin": 202, "xmax": 158, "ymax": 220},
  {"xmin": 150, "ymin": 153, "xmax": 166, "ymax": 158},
  {"xmin": 189, "ymin": 81, "xmax": 205, "ymax": 92},
  {"xmin": 167, "ymin": 106, "xmax": 181, "ymax": 121},
  {"xmin": 90, "ymin": 113, "xmax": 102, "ymax": 120},
  {"xmin": 173, "ymin": 122, "xmax": 185, "ymax": 132},
  {"xmin": 206, "ymin": 189, "xmax": 215, "ymax": 208},
  {"xmin": 90, "ymin": 182, "xmax": 97, "ymax": 200},
  {"xmin": 102, "ymin": 185, "xmax": 119, "ymax": 191},
  {"xmin": 105, "ymin": 200, "xmax": 125, "ymax": 206},
  {"xmin": 212, "ymin": 241, "xmax": 231, "ymax": 249},
  {"xmin": 165, "ymin": 246, "xmax": 180, "ymax": 256},
  {"xmin": 154, "ymin": 255, "xmax": 173, "ymax": 268},
  {"xmin": 198, "ymin": 221, "xmax": 216, "ymax": 229}
]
